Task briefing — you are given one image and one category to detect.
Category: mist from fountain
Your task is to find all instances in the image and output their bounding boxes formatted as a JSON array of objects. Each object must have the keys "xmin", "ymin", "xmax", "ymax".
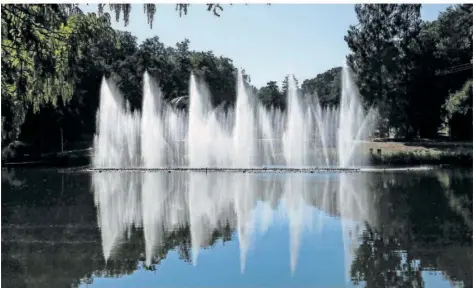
[{"xmin": 93, "ymin": 64, "xmax": 376, "ymax": 168}]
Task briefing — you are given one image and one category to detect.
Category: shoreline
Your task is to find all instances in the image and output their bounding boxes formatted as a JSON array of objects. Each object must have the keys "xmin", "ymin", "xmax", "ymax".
[
  {"xmin": 76, "ymin": 166, "xmax": 439, "ymax": 174},
  {"xmin": 2, "ymin": 141, "xmax": 472, "ymax": 169}
]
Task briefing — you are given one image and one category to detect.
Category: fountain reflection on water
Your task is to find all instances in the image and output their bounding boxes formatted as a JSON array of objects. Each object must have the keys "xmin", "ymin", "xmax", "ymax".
[
  {"xmin": 93, "ymin": 65, "xmax": 376, "ymax": 169},
  {"xmin": 92, "ymin": 171, "xmax": 376, "ymax": 278}
]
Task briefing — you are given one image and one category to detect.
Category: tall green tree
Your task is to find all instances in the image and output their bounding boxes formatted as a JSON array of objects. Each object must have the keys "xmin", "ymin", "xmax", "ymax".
[
  {"xmin": 408, "ymin": 5, "xmax": 472, "ymax": 137},
  {"xmin": 258, "ymin": 81, "xmax": 284, "ymax": 109},
  {"xmin": 345, "ymin": 4, "xmax": 472, "ymax": 138},
  {"xmin": 1, "ymin": 5, "xmax": 115, "ymax": 143},
  {"xmin": 346, "ymin": 4, "xmax": 424, "ymax": 136},
  {"xmin": 301, "ymin": 67, "xmax": 342, "ymax": 107},
  {"xmin": 345, "ymin": 4, "xmax": 399, "ymax": 108}
]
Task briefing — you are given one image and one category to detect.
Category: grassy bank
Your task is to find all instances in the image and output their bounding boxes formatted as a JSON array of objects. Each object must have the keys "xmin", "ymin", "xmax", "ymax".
[
  {"xmin": 363, "ymin": 140, "xmax": 473, "ymax": 167},
  {"xmin": 370, "ymin": 151, "xmax": 472, "ymax": 167}
]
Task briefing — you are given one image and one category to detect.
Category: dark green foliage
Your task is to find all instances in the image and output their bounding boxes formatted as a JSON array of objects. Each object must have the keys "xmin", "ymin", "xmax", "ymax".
[
  {"xmin": 351, "ymin": 170, "xmax": 473, "ymax": 287},
  {"xmin": 443, "ymin": 80, "xmax": 473, "ymax": 140},
  {"xmin": 257, "ymin": 81, "xmax": 285, "ymax": 109},
  {"xmin": 301, "ymin": 67, "xmax": 342, "ymax": 107},
  {"xmin": 97, "ymin": 4, "xmax": 226, "ymax": 28},
  {"xmin": 1, "ymin": 4, "xmax": 116, "ymax": 144},
  {"xmin": 345, "ymin": 4, "xmax": 473, "ymax": 139}
]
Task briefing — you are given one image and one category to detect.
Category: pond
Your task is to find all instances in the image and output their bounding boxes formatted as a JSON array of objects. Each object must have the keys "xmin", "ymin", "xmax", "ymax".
[{"xmin": 2, "ymin": 168, "xmax": 472, "ymax": 288}]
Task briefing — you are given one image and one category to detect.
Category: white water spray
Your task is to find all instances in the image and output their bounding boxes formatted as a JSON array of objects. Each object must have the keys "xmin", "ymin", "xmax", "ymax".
[{"xmin": 93, "ymin": 66, "xmax": 375, "ymax": 168}]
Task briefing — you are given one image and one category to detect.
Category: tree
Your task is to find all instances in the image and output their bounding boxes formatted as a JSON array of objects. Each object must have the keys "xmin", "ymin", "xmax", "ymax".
[
  {"xmin": 345, "ymin": 5, "xmax": 398, "ymax": 108},
  {"xmin": 97, "ymin": 4, "xmax": 225, "ymax": 28},
  {"xmin": 345, "ymin": 5, "xmax": 422, "ymax": 137},
  {"xmin": 190, "ymin": 51, "xmax": 239, "ymax": 107},
  {"xmin": 389, "ymin": 5, "xmax": 422, "ymax": 138},
  {"xmin": 442, "ymin": 80, "xmax": 473, "ymax": 140},
  {"xmin": 345, "ymin": 4, "xmax": 472, "ymax": 138},
  {"xmin": 15, "ymin": 15, "xmax": 132, "ymax": 152},
  {"xmin": 408, "ymin": 4, "xmax": 472, "ymax": 138},
  {"xmin": 301, "ymin": 67, "xmax": 342, "ymax": 107},
  {"xmin": 172, "ymin": 39, "xmax": 193, "ymax": 98},
  {"xmin": 1, "ymin": 5, "xmax": 115, "ymax": 143},
  {"xmin": 257, "ymin": 81, "xmax": 285, "ymax": 109}
]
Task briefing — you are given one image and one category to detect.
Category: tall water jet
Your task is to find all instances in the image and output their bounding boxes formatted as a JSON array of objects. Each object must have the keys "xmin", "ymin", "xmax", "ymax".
[
  {"xmin": 312, "ymin": 95, "xmax": 331, "ymax": 166},
  {"xmin": 233, "ymin": 71, "xmax": 257, "ymax": 168},
  {"xmin": 338, "ymin": 65, "xmax": 375, "ymax": 167},
  {"xmin": 93, "ymin": 77, "xmax": 140, "ymax": 168},
  {"xmin": 257, "ymin": 105, "xmax": 277, "ymax": 165},
  {"xmin": 141, "ymin": 72, "xmax": 167, "ymax": 168},
  {"xmin": 188, "ymin": 73, "xmax": 212, "ymax": 168},
  {"xmin": 188, "ymin": 73, "xmax": 235, "ymax": 168},
  {"xmin": 283, "ymin": 75, "xmax": 309, "ymax": 167},
  {"xmin": 164, "ymin": 107, "xmax": 187, "ymax": 166}
]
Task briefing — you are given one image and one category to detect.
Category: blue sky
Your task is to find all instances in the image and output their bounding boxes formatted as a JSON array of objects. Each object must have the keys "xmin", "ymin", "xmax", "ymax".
[{"xmin": 80, "ymin": 4, "xmax": 450, "ymax": 88}]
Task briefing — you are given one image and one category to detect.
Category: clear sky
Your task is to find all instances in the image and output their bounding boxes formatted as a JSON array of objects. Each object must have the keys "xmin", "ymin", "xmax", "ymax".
[{"xmin": 80, "ymin": 4, "xmax": 450, "ymax": 88}]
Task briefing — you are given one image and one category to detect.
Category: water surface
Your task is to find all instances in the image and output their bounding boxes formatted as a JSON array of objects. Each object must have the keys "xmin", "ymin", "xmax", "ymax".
[{"xmin": 2, "ymin": 168, "xmax": 472, "ymax": 287}]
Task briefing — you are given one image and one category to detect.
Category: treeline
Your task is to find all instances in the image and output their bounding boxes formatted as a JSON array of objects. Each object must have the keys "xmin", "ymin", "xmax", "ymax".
[{"xmin": 1, "ymin": 4, "xmax": 472, "ymax": 157}]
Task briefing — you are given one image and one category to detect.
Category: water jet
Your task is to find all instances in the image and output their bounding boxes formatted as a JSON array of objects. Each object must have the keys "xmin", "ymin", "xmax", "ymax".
[{"xmin": 93, "ymin": 65, "xmax": 376, "ymax": 169}]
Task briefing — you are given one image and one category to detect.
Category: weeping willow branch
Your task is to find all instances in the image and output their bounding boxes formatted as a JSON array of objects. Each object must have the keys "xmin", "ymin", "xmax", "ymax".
[{"xmin": 95, "ymin": 3, "xmax": 228, "ymax": 28}]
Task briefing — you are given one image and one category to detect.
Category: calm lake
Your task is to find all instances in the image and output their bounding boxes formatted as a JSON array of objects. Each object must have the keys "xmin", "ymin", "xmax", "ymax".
[{"xmin": 2, "ymin": 168, "xmax": 472, "ymax": 288}]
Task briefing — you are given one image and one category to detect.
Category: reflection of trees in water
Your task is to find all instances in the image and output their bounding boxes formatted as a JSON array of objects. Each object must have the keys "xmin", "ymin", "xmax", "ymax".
[
  {"xmin": 1, "ymin": 169, "xmax": 102, "ymax": 288},
  {"xmin": 351, "ymin": 223, "xmax": 423, "ymax": 288},
  {"xmin": 351, "ymin": 170, "xmax": 473, "ymax": 288},
  {"xmin": 1, "ymin": 169, "xmax": 234, "ymax": 288}
]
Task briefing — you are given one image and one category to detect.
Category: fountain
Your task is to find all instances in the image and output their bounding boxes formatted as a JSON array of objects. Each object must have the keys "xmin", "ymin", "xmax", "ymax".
[{"xmin": 93, "ymin": 65, "xmax": 376, "ymax": 169}]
